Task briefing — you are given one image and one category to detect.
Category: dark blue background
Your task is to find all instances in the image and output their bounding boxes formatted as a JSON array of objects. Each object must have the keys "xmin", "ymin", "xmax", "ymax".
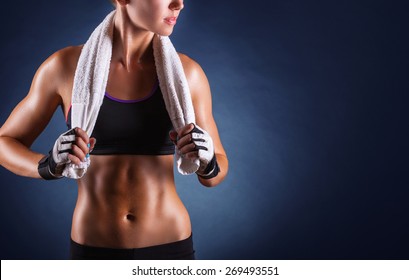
[{"xmin": 0, "ymin": 0, "xmax": 408, "ymax": 259}]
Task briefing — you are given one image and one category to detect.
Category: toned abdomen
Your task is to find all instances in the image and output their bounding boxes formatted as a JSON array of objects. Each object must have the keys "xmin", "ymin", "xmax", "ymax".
[{"xmin": 71, "ymin": 154, "xmax": 191, "ymax": 248}]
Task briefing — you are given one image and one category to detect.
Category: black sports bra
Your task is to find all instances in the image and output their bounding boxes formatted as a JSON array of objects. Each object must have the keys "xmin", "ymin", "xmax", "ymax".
[{"xmin": 66, "ymin": 83, "xmax": 175, "ymax": 155}]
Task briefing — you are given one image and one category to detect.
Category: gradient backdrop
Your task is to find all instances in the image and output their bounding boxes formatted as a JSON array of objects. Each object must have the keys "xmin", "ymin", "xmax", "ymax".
[{"xmin": 0, "ymin": 0, "xmax": 408, "ymax": 259}]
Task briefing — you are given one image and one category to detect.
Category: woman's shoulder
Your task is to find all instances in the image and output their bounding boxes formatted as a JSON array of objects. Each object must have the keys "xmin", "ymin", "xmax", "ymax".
[
  {"xmin": 178, "ymin": 52, "xmax": 203, "ymax": 74},
  {"xmin": 178, "ymin": 52, "xmax": 208, "ymax": 85},
  {"xmin": 43, "ymin": 45, "xmax": 83, "ymax": 75},
  {"xmin": 177, "ymin": 52, "xmax": 211, "ymax": 101},
  {"xmin": 33, "ymin": 45, "xmax": 83, "ymax": 85},
  {"xmin": 53, "ymin": 45, "xmax": 83, "ymax": 60},
  {"xmin": 31, "ymin": 45, "xmax": 83, "ymax": 101}
]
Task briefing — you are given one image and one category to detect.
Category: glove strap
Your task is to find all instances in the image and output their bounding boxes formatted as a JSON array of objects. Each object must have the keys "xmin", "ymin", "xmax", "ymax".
[
  {"xmin": 197, "ymin": 155, "xmax": 220, "ymax": 180},
  {"xmin": 38, "ymin": 151, "xmax": 63, "ymax": 180}
]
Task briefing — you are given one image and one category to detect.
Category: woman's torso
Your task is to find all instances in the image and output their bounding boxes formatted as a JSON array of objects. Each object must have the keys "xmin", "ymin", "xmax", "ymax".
[{"xmin": 60, "ymin": 45, "xmax": 191, "ymax": 249}]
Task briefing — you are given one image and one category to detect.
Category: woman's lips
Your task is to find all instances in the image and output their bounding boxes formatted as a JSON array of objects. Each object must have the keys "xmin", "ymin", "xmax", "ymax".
[{"xmin": 164, "ymin": 17, "xmax": 177, "ymax": 25}]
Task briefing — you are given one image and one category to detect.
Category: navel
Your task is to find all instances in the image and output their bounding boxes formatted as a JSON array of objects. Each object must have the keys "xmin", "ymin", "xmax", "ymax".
[{"xmin": 125, "ymin": 213, "xmax": 136, "ymax": 222}]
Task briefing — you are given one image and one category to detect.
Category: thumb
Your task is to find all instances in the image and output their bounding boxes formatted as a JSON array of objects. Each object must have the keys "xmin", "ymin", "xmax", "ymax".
[{"xmin": 89, "ymin": 137, "xmax": 97, "ymax": 153}]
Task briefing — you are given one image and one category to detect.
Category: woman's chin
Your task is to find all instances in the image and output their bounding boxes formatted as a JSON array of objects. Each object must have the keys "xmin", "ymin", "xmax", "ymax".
[{"xmin": 155, "ymin": 26, "xmax": 175, "ymax": 37}]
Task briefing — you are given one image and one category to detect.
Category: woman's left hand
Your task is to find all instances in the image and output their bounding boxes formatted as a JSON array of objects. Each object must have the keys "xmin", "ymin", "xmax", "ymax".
[{"xmin": 169, "ymin": 123, "xmax": 214, "ymax": 170}]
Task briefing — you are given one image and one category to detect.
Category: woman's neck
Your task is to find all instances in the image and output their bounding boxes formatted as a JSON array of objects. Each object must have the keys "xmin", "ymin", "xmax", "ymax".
[{"xmin": 112, "ymin": 10, "xmax": 155, "ymax": 72}]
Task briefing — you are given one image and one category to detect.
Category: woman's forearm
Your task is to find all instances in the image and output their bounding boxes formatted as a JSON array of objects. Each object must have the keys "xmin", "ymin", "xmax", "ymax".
[{"xmin": 0, "ymin": 136, "xmax": 44, "ymax": 178}]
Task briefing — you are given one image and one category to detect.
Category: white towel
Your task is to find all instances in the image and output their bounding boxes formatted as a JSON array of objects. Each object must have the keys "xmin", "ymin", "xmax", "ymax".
[{"xmin": 62, "ymin": 11, "xmax": 199, "ymax": 178}]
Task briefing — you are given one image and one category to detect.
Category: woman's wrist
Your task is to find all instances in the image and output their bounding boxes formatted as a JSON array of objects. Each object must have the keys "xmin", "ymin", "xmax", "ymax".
[{"xmin": 196, "ymin": 154, "xmax": 220, "ymax": 179}]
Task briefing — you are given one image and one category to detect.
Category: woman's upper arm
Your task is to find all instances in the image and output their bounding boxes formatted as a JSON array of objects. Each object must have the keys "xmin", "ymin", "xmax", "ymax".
[{"xmin": 0, "ymin": 51, "xmax": 65, "ymax": 147}]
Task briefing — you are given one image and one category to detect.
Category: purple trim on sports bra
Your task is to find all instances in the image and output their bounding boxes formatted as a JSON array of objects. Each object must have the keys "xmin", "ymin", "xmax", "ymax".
[{"xmin": 105, "ymin": 81, "xmax": 159, "ymax": 104}]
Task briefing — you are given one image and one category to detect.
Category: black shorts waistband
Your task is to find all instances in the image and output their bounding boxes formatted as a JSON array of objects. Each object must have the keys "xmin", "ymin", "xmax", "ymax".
[{"xmin": 70, "ymin": 234, "xmax": 195, "ymax": 260}]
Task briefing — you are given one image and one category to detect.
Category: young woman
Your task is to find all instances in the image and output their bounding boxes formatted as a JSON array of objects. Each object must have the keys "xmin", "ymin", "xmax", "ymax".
[{"xmin": 0, "ymin": 0, "xmax": 228, "ymax": 259}]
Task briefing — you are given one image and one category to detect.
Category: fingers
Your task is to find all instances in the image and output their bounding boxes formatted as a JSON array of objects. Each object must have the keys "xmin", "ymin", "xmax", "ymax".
[
  {"xmin": 68, "ymin": 145, "xmax": 86, "ymax": 165},
  {"xmin": 178, "ymin": 142, "xmax": 197, "ymax": 155},
  {"xmin": 169, "ymin": 130, "xmax": 178, "ymax": 144},
  {"xmin": 173, "ymin": 123, "xmax": 203, "ymax": 160},
  {"xmin": 69, "ymin": 128, "xmax": 94, "ymax": 164},
  {"xmin": 74, "ymin": 134, "xmax": 89, "ymax": 156},
  {"xmin": 177, "ymin": 123, "xmax": 195, "ymax": 140},
  {"xmin": 174, "ymin": 123, "xmax": 194, "ymax": 149},
  {"xmin": 175, "ymin": 123, "xmax": 196, "ymax": 145},
  {"xmin": 177, "ymin": 132, "xmax": 193, "ymax": 150},
  {"xmin": 75, "ymin": 127, "xmax": 90, "ymax": 144}
]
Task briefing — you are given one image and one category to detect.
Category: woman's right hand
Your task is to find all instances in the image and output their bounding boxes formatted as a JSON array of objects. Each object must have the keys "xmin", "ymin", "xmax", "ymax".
[{"xmin": 38, "ymin": 127, "xmax": 96, "ymax": 179}]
